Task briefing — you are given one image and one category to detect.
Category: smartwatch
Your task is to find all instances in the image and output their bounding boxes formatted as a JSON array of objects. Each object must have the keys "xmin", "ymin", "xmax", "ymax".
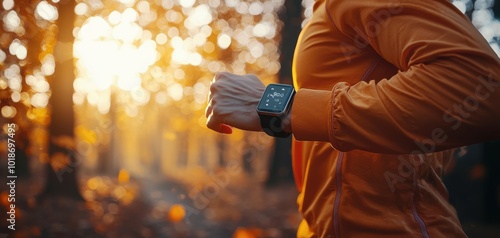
[{"xmin": 256, "ymin": 83, "xmax": 295, "ymax": 138}]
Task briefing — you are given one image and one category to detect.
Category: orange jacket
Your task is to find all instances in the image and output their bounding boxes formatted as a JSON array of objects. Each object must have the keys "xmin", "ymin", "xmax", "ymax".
[{"xmin": 290, "ymin": 0, "xmax": 500, "ymax": 237}]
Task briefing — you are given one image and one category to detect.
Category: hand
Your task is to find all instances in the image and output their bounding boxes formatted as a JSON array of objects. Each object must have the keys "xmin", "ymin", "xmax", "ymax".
[{"xmin": 205, "ymin": 72, "xmax": 265, "ymax": 134}]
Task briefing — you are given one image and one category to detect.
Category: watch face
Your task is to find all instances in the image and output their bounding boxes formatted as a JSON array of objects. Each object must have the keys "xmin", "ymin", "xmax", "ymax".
[{"xmin": 257, "ymin": 84, "xmax": 295, "ymax": 114}]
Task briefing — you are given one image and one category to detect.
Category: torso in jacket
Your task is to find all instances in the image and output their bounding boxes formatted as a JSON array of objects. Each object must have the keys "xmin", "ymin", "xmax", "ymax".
[{"xmin": 289, "ymin": 0, "xmax": 500, "ymax": 237}]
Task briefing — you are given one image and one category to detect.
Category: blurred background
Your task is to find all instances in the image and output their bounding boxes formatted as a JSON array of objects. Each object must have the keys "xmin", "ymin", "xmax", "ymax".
[{"xmin": 0, "ymin": 0, "xmax": 499, "ymax": 237}]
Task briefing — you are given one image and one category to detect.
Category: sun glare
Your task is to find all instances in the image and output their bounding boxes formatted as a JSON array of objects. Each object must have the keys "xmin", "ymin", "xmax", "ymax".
[
  {"xmin": 68, "ymin": 0, "xmax": 285, "ymax": 126},
  {"xmin": 74, "ymin": 6, "xmax": 159, "ymax": 113},
  {"xmin": 73, "ymin": 0, "xmax": 284, "ymax": 111}
]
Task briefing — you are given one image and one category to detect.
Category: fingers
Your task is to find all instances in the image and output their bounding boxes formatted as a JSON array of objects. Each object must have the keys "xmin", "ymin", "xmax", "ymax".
[
  {"xmin": 205, "ymin": 85, "xmax": 232, "ymax": 134},
  {"xmin": 205, "ymin": 97, "xmax": 213, "ymax": 118},
  {"xmin": 206, "ymin": 113, "xmax": 220, "ymax": 132},
  {"xmin": 219, "ymin": 124, "xmax": 233, "ymax": 134},
  {"xmin": 205, "ymin": 94, "xmax": 221, "ymax": 133},
  {"xmin": 205, "ymin": 71, "xmax": 248, "ymax": 135},
  {"xmin": 205, "ymin": 77, "xmax": 217, "ymax": 118},
  {"xmin": 206, "ymin": 113, "xmax": 233, "ymax": 134},
  {"xmin": 213, "ymin": 71, "xmax": 229, "ymax": 82}
]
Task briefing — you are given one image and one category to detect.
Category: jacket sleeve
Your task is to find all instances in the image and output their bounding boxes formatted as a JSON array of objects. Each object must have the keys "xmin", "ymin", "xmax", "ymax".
[{"xmin": 291, "ymin": 0, "xmax": 500, "ymax": 154}]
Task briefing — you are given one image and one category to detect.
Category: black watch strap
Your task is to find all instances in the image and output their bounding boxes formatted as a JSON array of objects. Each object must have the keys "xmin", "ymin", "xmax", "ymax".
[{"xmin": 259, "ymin": 115, "xmax": 291, "ymax": 138}]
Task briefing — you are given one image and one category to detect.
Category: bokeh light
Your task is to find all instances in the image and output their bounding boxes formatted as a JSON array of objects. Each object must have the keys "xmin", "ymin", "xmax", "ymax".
[
  {"xmin": 35, "ymin": 1, "xmax": 58, "ymax": 22},
  {"xmin": 67, "ymin": 0, "xmax": 285, "ymax": 181}
]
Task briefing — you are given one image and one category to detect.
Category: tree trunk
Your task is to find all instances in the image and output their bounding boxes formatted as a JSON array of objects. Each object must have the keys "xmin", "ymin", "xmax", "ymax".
[{"xmin": 40, "ymin": 0, "xmax": 83, "ymax": 200}]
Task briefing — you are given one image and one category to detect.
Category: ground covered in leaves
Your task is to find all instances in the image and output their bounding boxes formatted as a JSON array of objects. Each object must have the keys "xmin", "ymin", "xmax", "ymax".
[{"xmin": 0, "ymin": 170, "xmax": 301, "ymax": 238}]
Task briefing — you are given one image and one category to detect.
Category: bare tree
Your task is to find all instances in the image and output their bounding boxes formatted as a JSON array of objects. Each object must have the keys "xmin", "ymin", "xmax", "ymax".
[{"xmin": 40, "ymin": 0, "xmax": 83, "ymax": 200}]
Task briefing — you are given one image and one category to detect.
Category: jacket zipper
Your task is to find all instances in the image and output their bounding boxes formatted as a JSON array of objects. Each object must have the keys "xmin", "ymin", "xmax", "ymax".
[
  {"xmin": 331, "ymin": 55, "xmax": 383, "ymax": 237},
  {"xmin": 332, "ymin": 58, "xmax": 381, "ymax": 237},
  {"xmin": 360, "ymin": 57, "xmax": 381, "ymax": 82},
  {"xmin": 411, "ymin": 179, "xmax": 430, "ymax": 238},
  {"xmin": 333, "ymin": 151, "xmax": 344, "ymax": 238}
]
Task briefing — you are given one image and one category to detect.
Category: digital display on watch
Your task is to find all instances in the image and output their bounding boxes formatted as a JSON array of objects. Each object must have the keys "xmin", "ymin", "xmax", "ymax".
[{"xmin": 257, "ymin": 84, "xmax": 295, "ymax": 114}]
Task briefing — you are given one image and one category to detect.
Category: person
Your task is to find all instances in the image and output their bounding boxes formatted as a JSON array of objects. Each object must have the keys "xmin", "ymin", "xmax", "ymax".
[{"xmin": 205, "ymin": 0, "xmax": 500, "ymax": 237}]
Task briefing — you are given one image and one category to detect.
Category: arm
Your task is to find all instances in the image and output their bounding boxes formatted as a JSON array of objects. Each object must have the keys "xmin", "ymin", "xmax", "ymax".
[{"xmin": 291, "ymin": 0, "xmax": 500, "ymax": 154}]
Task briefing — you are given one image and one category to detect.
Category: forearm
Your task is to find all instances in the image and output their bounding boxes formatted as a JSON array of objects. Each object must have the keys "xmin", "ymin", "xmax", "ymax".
[
  {"xmin": 287, "ymin": 0, "xmax": 500, "ymax": 154},
  {"xmin": 290, "ymin": 62, "xmax": 500, "ymax": 154}
]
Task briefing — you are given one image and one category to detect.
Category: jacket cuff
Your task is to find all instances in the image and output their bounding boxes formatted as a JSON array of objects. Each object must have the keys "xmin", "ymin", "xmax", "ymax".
[{"xmin": 291, "ymin": 88, "xmax": 332, "ymax": 142}]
